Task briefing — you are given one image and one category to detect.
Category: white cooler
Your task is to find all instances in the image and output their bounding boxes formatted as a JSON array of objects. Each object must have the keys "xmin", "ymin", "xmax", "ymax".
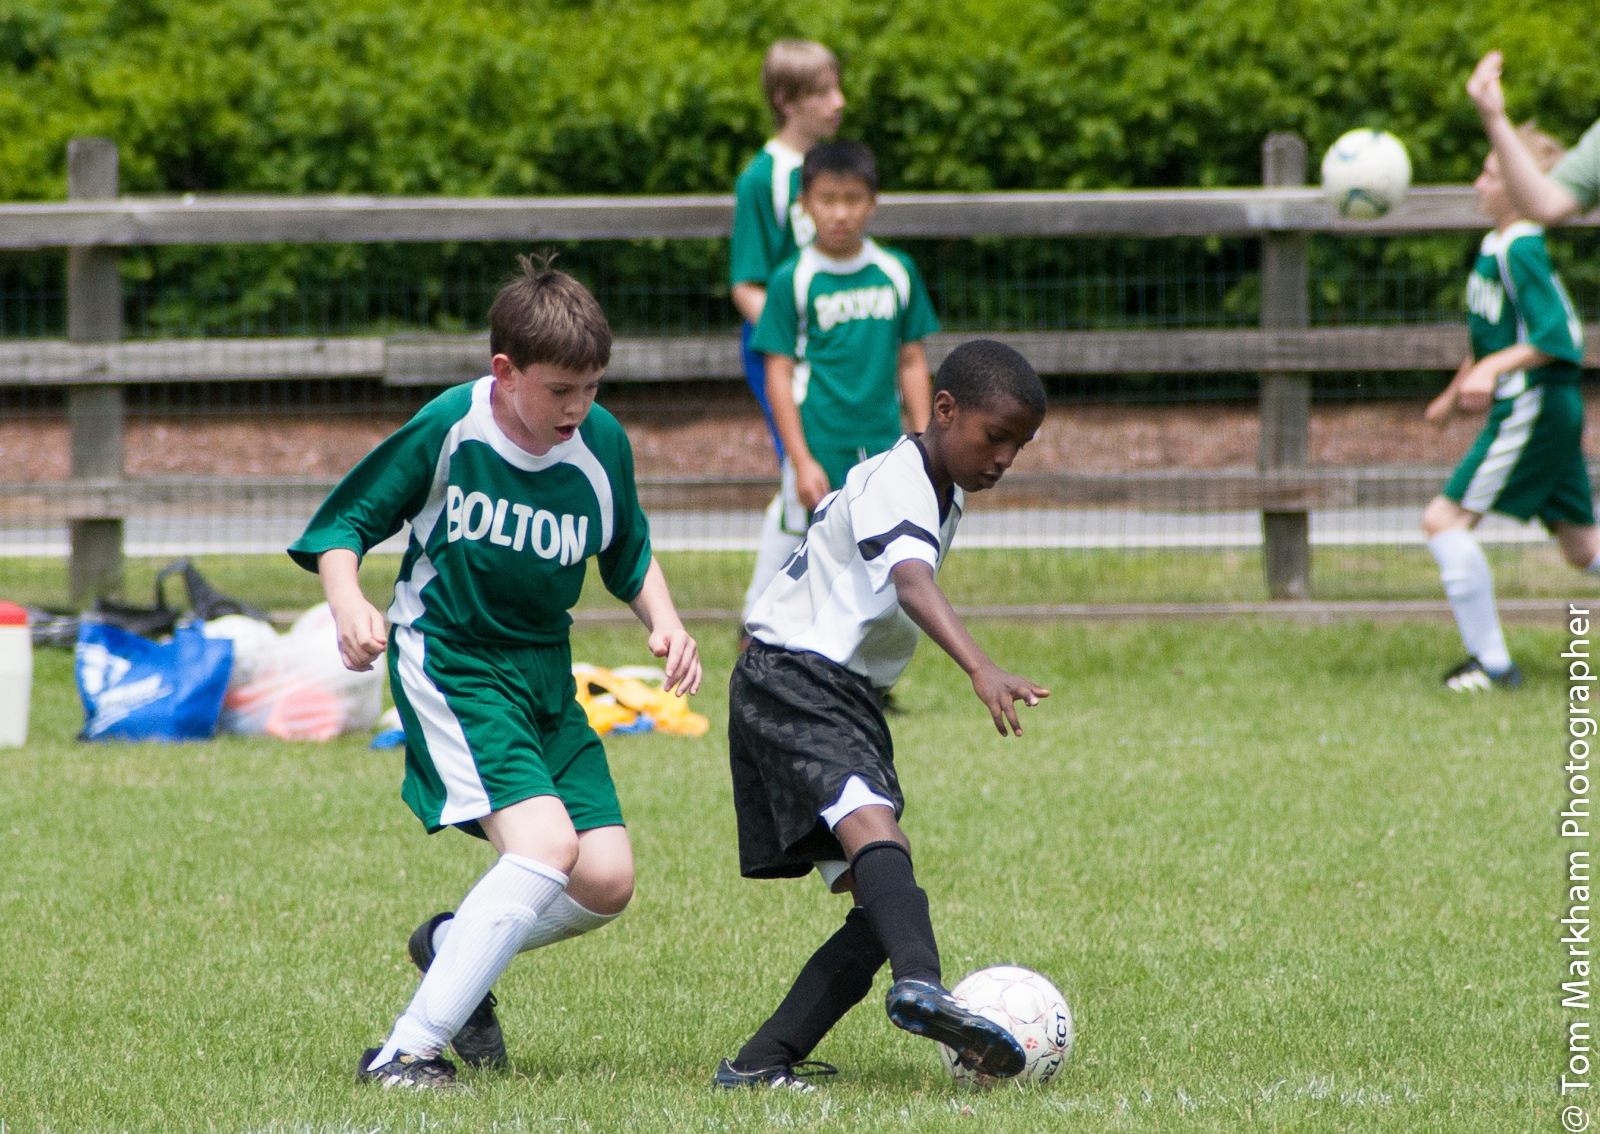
[{"xmin": 0, "ymin": 601, "xmax": 32, "ymax": 746}]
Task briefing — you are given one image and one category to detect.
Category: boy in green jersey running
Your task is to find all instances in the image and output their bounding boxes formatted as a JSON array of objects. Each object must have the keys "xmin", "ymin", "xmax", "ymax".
[
  {"xmin": 1423, "ymin": 128, "xmax": 1599, "ymax": 691},
  {"xmin": 731, "ymin": 40, "xmax": 845, "ymax": 466},
  {"xmin": 290, "ymin": 261, "xmax": 702, "ymax": 1089},
  {"xmin": 744, "ymin": 140, "xmax": 938, "ymax": 625}
]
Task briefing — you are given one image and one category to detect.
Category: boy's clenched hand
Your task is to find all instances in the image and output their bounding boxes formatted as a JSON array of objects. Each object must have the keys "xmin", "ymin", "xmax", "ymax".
[
  {"xmin": 318, "ymin": 548, "xmax": 387, "ymax": 672},
  {"xmin": 331, "ymin": 595, "xmax": 388, "ymax": 672}
]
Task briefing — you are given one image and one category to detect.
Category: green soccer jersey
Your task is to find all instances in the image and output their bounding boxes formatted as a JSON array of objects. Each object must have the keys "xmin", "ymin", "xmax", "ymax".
[
  {"xmin": 751, "ymin": 239, "xmax": 940, "ymax": 452},
  {"xmin": 289, "ymin": 378, "xmax": 652, "ymax": 647},
  {"xmin": 1466, "ymin": 221, "xmax": 1585, "ymax": 398},
  {"xmin": 730, "ymin": 141, "xmax": 815, "ymax": 287}
]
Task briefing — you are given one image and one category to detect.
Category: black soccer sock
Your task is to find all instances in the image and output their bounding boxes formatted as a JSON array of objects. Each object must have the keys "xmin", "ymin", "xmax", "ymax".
[
  {"xmin": 734, "ymin": 906, "xmax": 888, "ymax": 1070},
  {"xmin": 850, "ymin": 841, "xmax": 942, "ymax": 985}
]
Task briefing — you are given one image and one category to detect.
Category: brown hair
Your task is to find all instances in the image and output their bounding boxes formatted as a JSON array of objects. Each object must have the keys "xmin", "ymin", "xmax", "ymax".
[
  {"xmin": 762, "ymin": 40, "xmax": 840, "ymax": 128},
  {"xmin": 488, "ymin": 254, "xmax": 611, "ymax": 372},
  {"xmin": 1517, "ymin": 121, "xmax": 1567, "ymax": 174}
]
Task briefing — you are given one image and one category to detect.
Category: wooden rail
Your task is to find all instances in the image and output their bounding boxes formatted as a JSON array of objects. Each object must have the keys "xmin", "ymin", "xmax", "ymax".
[
  {"xmin": 0, "ymin": 467, "xmax": 1560, "ymax": 518},
  {"xmin": 7, "ymin": 323, "xmax": 1600, "ymax": 385},
  {"xmin": 3, "ymin": 186, "xmax": 1598, "ymax": 249}
]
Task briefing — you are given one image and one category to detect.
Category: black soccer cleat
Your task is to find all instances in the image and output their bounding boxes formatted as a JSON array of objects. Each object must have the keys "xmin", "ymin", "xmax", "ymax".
[
  {"xmin": 712, "ymin": 1057, "xmax": 836, "ymax": 1093},
  {"xmin": 1443, "ymin": 657, "xmax": 1522, "ymax": 692},
  {"xmin": 357, "ymin": 1047, "xmax": 468, "ymax": 1091},
  {"xmin": 885, "ymin": 978, "xmax": 1026, "ymax": 1079},
  {"xmin": 407, "ymin": 911, "xmax": 509, "ymax": 1070}
]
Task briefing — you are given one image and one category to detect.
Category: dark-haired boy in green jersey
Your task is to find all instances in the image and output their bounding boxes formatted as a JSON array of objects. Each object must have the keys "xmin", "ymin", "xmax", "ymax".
[
  {"xmin": 290, "ymin": 260, "xmax": 702, "ymax": 1090},
  {"xmin": 742, "ymin": 140, "xmax": 939, "ymax": 626}
]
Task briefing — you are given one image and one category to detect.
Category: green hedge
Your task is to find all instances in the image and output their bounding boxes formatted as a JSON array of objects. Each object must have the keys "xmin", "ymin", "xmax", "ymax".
[{"xmin": 2, "ymin": 0, "xmax": 1598, "ymax": 201}]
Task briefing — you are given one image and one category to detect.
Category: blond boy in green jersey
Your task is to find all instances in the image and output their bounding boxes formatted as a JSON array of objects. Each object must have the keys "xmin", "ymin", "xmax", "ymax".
[
  {"xmin": 743, "ymin": 141, "xmax": 938, "ymax": 624},
  {"xmin": 290, "ymin": 261, "xmax": 702, "ymax": 1089},
  {"xmin": 731, "ymin": 39, "xmax": 845, "ymax": 465},
  {"xmin": 1423, "ymin": 127, "xmax": 1598, "ymax": 691}
]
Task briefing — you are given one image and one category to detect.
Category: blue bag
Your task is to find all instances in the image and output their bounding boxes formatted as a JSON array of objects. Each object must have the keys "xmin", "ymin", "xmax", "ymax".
[{"xmin": 75, "ymin": 619, "xmax": 233, "ymax": 741}]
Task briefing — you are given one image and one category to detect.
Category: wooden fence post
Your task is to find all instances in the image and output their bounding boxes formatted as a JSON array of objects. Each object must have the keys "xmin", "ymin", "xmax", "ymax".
[
  {"xmin": 66, "ymin": 137, "xmax": 124, "ymax": 605},
  {"xmin": 1259, "ymin": 132, "xmax": 1311, "ymax": 599}
]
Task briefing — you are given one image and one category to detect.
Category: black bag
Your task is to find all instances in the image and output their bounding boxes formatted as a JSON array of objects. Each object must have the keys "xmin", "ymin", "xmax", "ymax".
[{"xmin": 90, "ymin": 559, "xmax": 270, "ymax": 640}]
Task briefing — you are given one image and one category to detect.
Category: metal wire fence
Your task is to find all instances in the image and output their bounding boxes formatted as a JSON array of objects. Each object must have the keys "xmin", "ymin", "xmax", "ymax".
[
  {"xmin": 2, "ymin": 231, "xmax": 1598, "ymax": 610},
  {"xmin": 6, "ymin": 231, "xmax": 1600, "ymax": 341}
]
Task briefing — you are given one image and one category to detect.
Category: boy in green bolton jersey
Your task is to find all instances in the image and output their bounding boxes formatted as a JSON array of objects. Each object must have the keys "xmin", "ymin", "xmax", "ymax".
[
  {"xmin": 743, "ymin": 140, "xmax": 938, "ymax": 626},
  {"xmin": 290, "ymin": 260, "xmax": 702, "ymax": 1089},
  {"xmin": 1423, "ymin": 128, "xmax": 1599, "ymax": 692},
  {"xmin": 731, "ymin": 40, "xmax": 845, "ymax": 465}
]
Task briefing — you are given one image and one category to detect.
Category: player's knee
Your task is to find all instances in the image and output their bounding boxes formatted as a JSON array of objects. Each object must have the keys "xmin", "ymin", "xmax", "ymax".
[
  {"xmin": 1564, "ymin": 541, "xmax": 1597, "ymax": 569},
  {"xmin": 580, "ymin": 865, "xmax": 634, "ymax": 915},
  {"xmin": 526, "ymin": 829, "xmax": 580, "ymax": 876},
  {"xmin": 1421, "ymin": 498, "xmax": 1452, "ymax": 537}
]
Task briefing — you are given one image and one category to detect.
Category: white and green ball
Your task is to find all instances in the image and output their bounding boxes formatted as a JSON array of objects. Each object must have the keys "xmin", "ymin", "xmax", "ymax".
[
  {"xmin": 1321, "ymin": 128, "xmax": 1412, "ymax": 220},
  {"xmin": 939, "ymin": 965, "xmax": 1074, "ymax": 1087}
]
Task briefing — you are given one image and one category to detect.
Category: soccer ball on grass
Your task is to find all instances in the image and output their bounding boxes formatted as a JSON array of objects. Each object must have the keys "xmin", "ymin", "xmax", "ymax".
[
  {"xmin": 938, "ymin": 965, "xmax": 1073, "ymax": 1087},
  {"xmin": 1321, "ymin": 128, "xmax": 1412, "ymax": 220}
]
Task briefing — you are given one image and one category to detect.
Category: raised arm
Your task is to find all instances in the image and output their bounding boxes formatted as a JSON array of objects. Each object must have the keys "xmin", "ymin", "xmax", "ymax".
[
  {"xmin": 628, "ymin": 557, "xmax": 702, "ymax": 696},
  {"xmin": 889, "ymin": 559, "xmax": 1048, "ymax": 736},
  {"xmin": 1468, "ymin": 52, "xmax": 1585, "ymax": 225}
]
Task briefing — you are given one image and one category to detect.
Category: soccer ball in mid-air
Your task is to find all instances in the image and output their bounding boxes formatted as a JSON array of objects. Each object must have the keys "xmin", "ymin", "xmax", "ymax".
[
  {"xmin": 1321, "ymin": 128, "xmax": 1412, "ymax": 220},
  {"xmin": 939, "ymin": 965, "xmax": 1073, "ymax": 1087}
]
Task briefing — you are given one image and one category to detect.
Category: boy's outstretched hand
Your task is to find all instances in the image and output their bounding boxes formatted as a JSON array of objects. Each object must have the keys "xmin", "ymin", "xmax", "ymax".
[
  {"xmin": 630, "ymin": 557, "xmax": 702, "ymax": 696},
  {"xmin": 971, "ymin": 660, "xmax": 1050, "ymax": 737},
  {"xmin": 891, "ymin": 558, "xmax": 1050, "ymax": 737}
]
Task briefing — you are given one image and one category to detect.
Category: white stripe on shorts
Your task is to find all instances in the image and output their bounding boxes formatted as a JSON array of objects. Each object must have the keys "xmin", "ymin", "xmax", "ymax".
[
  {"xmin": 1461, "ymin": 386, "xmax": 1543, "ymax": 514},
  {"xmin": 393, "ymin": 624, "xmax": 491, "ymax": 825},
  {"xmin": 819, "ymin": 774, "xmax": 896, "ymax": 829}
]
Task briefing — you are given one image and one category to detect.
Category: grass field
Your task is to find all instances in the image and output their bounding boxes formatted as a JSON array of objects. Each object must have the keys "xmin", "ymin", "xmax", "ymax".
[
  {"xmin": 0, "ymin": 542, "xmax": 1587, "ymax": 614},
  {"xmin": 0, "ymin": 615, "xmax": 1575, "ymax": 1132}
]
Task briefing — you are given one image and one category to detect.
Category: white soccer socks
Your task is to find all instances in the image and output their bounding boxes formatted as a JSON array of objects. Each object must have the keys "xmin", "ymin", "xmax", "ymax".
[
  {"xmin": 430, "ymin": 891, "xmax": 620, "ymax": 956},
  {"xmin": 1428, "ymin": 529, "xmax": 1513, "ymax": 676},
  {"xmin": 1587, "ymin": 550, "xmax": 1600, "ymax": 577},
  {"xmin": 376, "ymin": 854, "xmax": 568, "ymax": 1063},
  {"xmin": 742, "ymin": 494, "xmax": 805, "ymax": 624}
]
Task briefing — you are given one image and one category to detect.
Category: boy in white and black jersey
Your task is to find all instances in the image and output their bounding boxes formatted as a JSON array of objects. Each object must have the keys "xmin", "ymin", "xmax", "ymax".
[{"xmin": 714, "ymin": 341, "xmax": 1050, "ymax": 1090}]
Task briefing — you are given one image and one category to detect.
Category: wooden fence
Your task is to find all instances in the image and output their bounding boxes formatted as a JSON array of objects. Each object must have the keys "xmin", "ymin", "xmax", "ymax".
[{"xmin": 7, "ymin": 134, "xmax": 1600, "ymax": 602}]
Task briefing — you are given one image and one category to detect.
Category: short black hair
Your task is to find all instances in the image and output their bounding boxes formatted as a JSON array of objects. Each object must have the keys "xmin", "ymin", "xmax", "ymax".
[
  {"xmin": 801, "ymin": 140, "xmax": 877, "ymax": 195},
  {"xmin": 934, "ymin": 340, "xmax": 1046, "ymax": 415}
]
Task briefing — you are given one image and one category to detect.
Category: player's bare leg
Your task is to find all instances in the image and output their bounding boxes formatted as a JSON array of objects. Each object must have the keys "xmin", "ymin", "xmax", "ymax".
[
  {"xmin": 1423, "ymin": 495, "xmax": 1518, "ymax": 689},
  {"xmin": 1554, "ymin": 521, "xmax": 1600, "ymax": 573}
]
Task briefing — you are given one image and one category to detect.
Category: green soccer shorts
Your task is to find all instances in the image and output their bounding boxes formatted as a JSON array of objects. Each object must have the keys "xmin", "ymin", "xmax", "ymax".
[
  {"xmin": 387, "ymin": 625, "xmax": 624, "ymax": 836},
  {"xmin": 1444, "ymin": 382, "xmax": 1595, "ymax": 528}
]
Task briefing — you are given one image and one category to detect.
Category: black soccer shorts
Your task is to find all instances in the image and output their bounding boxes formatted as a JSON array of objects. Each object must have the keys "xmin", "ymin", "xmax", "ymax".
[{"xmin": 728, "ymin": 640, "xmax": 905, "ymax": 880}]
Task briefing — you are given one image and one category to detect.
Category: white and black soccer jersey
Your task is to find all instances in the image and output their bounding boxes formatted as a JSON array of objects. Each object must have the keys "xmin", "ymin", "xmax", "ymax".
[{"xmin": 745, "ymin": 436, "xmax": 962, "ymax": 690}]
